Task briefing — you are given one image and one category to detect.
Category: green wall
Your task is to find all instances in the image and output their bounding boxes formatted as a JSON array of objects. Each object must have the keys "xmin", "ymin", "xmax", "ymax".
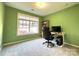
[
  {"xmin": 3, "ymin": 3, "xmax": 79, "ymax": 46},
  {"xmin": 0, "ymin": 3, "xmax": 4, "ymax": 47},
  {"xmin": 3, "ymin": 5, "xmax": 43, "ymax": 45},
  {"xmin": 44, "ymin": 4, "xmax": 79, "ymax": 46}
]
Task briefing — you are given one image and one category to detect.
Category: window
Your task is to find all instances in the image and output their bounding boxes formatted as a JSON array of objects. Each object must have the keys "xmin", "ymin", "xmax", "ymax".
[
  {"xmin": 30, "ymin": 21, "xmax": 39, "ymax": 34},
  {"xmin": 17, "ymin": 13, "xmax": 39, "ymax": 36}
]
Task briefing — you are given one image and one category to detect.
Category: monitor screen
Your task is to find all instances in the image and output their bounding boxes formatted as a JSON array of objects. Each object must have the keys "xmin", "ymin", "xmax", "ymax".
[{"xmin": 51, "ymin": 26, "xmax": 61, "ymax": 32}]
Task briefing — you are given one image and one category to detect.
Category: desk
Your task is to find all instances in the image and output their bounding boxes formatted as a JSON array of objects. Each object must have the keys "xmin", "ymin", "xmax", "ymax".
[{"xmin": 51, "ymin": 32, "xmax": 64, "ymax": 37}]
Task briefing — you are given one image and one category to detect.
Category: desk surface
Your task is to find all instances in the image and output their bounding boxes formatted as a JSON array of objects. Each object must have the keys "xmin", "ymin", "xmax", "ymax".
[{"xmin": 51, "ymin": 32, "xmax": 64, "ymax": 35}]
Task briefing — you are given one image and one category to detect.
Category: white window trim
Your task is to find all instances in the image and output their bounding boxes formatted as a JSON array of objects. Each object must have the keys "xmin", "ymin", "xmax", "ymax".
[{"xmin": 17, "ymin": 13, "xmax": 39, "ymax": 36}]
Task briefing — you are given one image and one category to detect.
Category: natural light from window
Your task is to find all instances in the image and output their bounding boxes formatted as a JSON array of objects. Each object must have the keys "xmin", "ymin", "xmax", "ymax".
[{"xmin": 17, "ymin": 13, "xmax": 39, "ymax": 36}]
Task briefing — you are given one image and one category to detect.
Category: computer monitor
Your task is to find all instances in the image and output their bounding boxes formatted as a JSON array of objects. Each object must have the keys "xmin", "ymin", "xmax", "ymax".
[{"xmin": 51, "ymin": 26, "xmax": 61, "ymax": 32}]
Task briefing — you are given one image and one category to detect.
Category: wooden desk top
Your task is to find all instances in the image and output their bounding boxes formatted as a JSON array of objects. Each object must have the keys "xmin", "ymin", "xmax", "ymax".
[{"xmin": 51, "ymin": 32, "xmax": 64, "ymax": 35}]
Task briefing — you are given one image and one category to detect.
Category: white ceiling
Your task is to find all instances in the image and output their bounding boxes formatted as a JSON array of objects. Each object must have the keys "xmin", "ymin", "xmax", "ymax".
[{"xmin": 4, "ymin": 2, "xmax": 78, "ymax": 16}]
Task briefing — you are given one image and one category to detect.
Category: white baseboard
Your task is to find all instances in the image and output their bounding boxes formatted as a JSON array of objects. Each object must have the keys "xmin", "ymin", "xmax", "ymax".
[
  {"xmin": 3, "ymin": 39, "xmax": 28, "ymax": 46},
  {"xmin": 64, "ymin": 42, "xmax": 79, "ymax": 48},
  {"xmin": 3, "ymin": 38, "xmax": 40, "ymax": 46}
]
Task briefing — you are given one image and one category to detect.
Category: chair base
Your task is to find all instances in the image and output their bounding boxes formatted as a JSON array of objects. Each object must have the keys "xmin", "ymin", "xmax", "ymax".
[{"xmin": 43, "ymin": 41, "xmax": 54, "ymax": 47}]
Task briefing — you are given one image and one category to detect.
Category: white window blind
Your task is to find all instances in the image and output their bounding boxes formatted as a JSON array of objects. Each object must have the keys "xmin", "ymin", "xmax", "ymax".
[{"xmin": 17, "ymin": 13, "xmax": 39, "ymax": 36}]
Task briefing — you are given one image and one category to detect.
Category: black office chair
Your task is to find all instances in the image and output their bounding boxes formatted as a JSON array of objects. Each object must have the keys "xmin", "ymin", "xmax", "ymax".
[
  {"xmin": 42, "ymin": 24, "xmax": 54, "ymax": 47},
  {"xmin": 42, "ymin": 26, "xmax": 55, "ymax": 47}
]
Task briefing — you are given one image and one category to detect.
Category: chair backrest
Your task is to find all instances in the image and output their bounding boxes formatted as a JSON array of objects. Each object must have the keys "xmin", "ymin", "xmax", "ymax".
[{"xmin": 42, "ymin": 26, "xmax": 53, "ymax": 40}]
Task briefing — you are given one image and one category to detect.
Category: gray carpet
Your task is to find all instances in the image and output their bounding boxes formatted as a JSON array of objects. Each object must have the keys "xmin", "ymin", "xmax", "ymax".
[{"xmin": 0, "ymin": 38, "xmax": 79, "ymax": 56}]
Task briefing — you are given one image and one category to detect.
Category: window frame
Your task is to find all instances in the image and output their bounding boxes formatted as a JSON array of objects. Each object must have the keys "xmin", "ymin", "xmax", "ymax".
[{"xmin": 17, "ymin": 13, "xmax": 39, "ymax": 36}]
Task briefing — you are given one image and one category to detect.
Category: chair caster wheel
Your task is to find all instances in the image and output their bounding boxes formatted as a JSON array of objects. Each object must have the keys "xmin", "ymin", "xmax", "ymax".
[
  {"xmin": 42, "ymin": 42, "xmax": 45, "ymax": 45},
  {"xmin": 47, "ymin": 43, "xmax": 54, "ymax": 48}
]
